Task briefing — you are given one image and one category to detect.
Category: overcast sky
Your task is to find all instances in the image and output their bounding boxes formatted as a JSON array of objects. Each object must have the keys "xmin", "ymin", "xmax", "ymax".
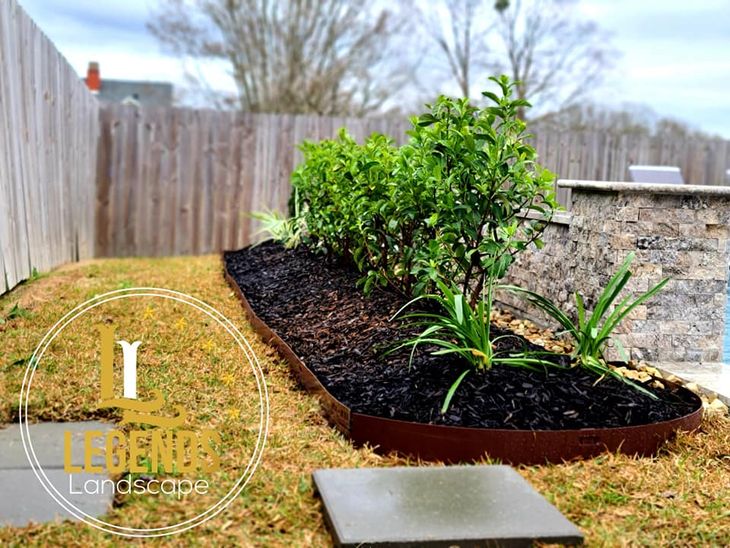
[{"xmin": 17, "ymin": 0, "xmax": 730, "ymax": 137}]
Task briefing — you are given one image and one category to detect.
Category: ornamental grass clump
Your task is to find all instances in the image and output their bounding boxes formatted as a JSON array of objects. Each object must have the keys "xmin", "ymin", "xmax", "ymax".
[
  {"xmin": 250, "ymin": 190, "xmax": 306, "ymax": 249},
  {"xmin": 501, "ymin": 252, "xmax": 669, "ymax": 399},
  {"xmin": 390, "ymin": 279, "xmax": 559, "ymax": 413}
]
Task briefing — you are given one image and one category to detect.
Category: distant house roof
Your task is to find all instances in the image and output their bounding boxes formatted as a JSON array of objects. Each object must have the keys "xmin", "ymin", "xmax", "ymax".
[
  {"xmin": 84, "ymin": 61, "xmax": 173, "ymax": 107},
  {"xmin": 97, "ymin": 79, "xmax": 173, "ymax": 107}
]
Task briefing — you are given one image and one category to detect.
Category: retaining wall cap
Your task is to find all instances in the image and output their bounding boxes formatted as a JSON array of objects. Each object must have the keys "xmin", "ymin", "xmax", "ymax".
[{"xmin": 558, "ymin": 179, "xmax": 730, "ymax": 197}]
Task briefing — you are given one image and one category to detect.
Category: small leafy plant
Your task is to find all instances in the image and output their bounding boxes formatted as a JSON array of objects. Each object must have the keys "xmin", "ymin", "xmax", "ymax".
[
  {"xmin": 251, "ymin": 190, "xmax": 307, "ymax": 249},
  {"xmin": 500, "ymin": 252, "xmax": 668, "ymax": 399},
  {"xmin": 1, "ymin": 303, "xmax": 31, "ymax": 324},
  {"xmin": 251, "ymin": 209, "xmax": 303, "ymax": 248},
  {"xmin": 391, "ymin": 278, "xmax": 557, "ymax": 413}
]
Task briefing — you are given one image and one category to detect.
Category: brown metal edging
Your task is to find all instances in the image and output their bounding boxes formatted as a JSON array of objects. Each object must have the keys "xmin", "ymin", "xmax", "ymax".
[
  {"xmin": 223, "ymin": 261, "xmax": 351, "ymax": 435},
  {"xmin": 223, "ymin": 255, "xmax": 703, "ymax": 465}
]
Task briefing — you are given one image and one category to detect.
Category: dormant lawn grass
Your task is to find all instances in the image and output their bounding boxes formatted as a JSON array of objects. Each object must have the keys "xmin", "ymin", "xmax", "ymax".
[{"xmin": 0, "ymin": 256, "xmax": 728, "ymax": 546}]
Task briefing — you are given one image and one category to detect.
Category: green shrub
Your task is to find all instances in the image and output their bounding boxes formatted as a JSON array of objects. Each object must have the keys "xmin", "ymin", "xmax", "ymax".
[
  {"xmin": 290, "ymin": 130, "xmax": 362, "ymax": 258},
  {"xmin": 291, "ymin": 130, "xmax": 403, "ymax": 291},
  {"xmin": 291, "ymin": 76, "xmax": 558, "ymax": 299},
  {"xmin": 401, "ymin": 76, "xmax": 558, "ymax": 302},
  {"xmin": 251, "ymin": 190, "xmax": 306, "ymax": 249}
]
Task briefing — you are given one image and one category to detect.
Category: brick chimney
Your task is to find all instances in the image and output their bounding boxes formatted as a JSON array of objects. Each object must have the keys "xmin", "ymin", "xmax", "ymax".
[{"xmin": 85, "ymin": 61, "xmax": 100, "ymax": 94}]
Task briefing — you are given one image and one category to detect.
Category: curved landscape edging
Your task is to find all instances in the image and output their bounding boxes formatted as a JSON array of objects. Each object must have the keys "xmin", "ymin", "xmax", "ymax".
[{"xmin": 223, "ymin": 260, "xmax": 703, "ymax": 465}]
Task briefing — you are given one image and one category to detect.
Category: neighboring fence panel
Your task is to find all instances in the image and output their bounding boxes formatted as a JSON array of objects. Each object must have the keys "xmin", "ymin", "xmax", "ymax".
[
  {"xmin": 0, "ymin": 0, "xmax": 98, "ymax": 294},
  {"xmin": 95, "ymin": 106, "xmax": 730, "ymax": 257},
  {"xmin": 95, "ymin": 107, "xmax": 411, "ymax": 257}
]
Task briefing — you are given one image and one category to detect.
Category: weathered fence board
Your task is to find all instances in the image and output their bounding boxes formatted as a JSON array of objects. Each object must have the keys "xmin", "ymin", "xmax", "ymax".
[{"xmin": 0, "ymin": 0, "xmax": 98, "ymax": 294}]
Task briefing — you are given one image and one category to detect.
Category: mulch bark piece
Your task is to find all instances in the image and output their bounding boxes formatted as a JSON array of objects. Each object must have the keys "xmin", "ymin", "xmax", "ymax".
[{"xmin": 224, "ymin": 242, "xmax": 697, "ymax": 430}]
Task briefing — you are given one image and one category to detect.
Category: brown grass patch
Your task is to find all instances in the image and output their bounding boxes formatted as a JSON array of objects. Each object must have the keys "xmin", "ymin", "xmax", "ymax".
[{"xmin": 0, "ymin": 256, "xmax": 727, "ymax": 547}]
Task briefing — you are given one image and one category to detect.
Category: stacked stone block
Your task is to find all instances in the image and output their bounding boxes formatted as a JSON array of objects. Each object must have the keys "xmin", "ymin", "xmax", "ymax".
[{"xmin": 498, "ymin": 181, "xmax": 730, "ymax": 364}]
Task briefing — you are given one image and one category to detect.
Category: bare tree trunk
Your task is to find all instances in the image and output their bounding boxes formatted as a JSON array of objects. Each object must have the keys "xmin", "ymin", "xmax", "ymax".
[{"xmin": 425, "ymin": 0, "xmax": 489, "ymax": 100}]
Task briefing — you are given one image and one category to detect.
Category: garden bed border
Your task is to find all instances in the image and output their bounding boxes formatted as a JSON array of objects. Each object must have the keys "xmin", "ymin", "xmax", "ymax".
[{"xmin": 223, "ymin": 257, "xmax": 704, "ymax": 464}]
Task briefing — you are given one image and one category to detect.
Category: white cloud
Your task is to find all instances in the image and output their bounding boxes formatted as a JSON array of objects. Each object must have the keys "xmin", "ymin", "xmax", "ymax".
[
  {"xmin": 14, "ymin": 0, "xmax": 730, "ymax": 136},
  {"xmin": 579, "ymin": 0, "xmax": 730, "ymax": 136}
]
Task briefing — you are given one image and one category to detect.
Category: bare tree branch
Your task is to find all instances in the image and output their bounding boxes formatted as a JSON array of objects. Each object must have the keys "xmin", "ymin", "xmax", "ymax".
[
  {"xmin": 148, "ymin": 0, "xmax": 415, "ymax": 114},
  {"xmin": 421, "ymin": 0, "xmax": 494, "ymax": 100},
  {"xmin": 535, "ymin": 101, "xmax": 721, "ymax": 139},
  {"xmin": 493, "ymin": 0, "xmax": 616, "ymax": 118}
]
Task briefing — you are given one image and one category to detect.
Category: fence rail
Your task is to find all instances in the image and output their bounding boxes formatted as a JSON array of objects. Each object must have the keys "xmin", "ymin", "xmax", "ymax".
[{"xmin": 0, "ymin": 0, "xmax": 98, "ymax": 293}]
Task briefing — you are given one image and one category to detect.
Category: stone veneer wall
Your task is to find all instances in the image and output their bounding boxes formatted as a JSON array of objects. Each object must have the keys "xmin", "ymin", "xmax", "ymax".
[{"xmin": 497, "ymin": 180, "xmax": 730, "ymax": 363}]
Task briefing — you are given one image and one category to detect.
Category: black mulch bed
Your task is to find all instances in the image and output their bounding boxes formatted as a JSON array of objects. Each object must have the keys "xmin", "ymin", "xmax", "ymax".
[{"xmin": 224, "ymin": 242, "xmax": 698, "ymax": 430}]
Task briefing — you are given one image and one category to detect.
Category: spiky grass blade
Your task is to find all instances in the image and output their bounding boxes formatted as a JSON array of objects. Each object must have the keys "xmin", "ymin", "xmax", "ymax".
[
  {"xmin": 441, "ymin": 370, "xmax": 470, "ymax": 414},
  {"xmin": 498, "ymin": 284, "xmax": 578, "ymax": 338}
]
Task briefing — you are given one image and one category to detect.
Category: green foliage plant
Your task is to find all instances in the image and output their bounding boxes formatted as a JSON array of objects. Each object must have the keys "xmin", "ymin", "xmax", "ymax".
[
  {"xmin": 251, "ymin": 190, "xmax": 307, "ymax": 249},
  {"xmin": 1, "ymin": 303, "xmax": 31, "ymax": 324},
  {"xmin": 390, "ymin": 278, "xmax": 559, "ymax": 413},
  {"xmin": 500, "ymin": 252, "xmax": 668, "ymax": 399},
  {"xmin": 401, "ymin": 75, "xmax": 558, "ymax": 303},
  {"xmin": 291, "ymin": 129, "xmax": 403, "ymax": 293},
  {"xmin": 291, "ymin": 75, "xmax": 559, "ymax": 300}
]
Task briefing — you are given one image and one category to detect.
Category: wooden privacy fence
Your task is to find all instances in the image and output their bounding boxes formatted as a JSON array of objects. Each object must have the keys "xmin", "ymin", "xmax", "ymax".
[
  {"xmin": 95, "ymin": 106, "xmax": 730, "ymax": 258},
  {"xmin": 0, "ymin": 0, "xmax": 98, "ymax": 293},
  {"xmin": 95, "ymin": 106, "xmax": 409, "ymax": 257},
  {"xmin": 529, "ymin": 128, "xmax": 730, "ymax": 191}
]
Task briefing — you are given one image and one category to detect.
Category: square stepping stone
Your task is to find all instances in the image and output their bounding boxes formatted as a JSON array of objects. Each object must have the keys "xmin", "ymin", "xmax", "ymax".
[
  {"xmin": 0, "ymin": 421, "xmax": 109, "ymax": 470},
  {"xmin": 0, "ymin": 421, "xmax": 115, "ymax": 527},
  {"xmin": 313, "ymin": 465, "xmax": 583, "ymax": 547},
  {"xmin": 0, "ymin": 469, "xmax": 115, "ymax": 527}
]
